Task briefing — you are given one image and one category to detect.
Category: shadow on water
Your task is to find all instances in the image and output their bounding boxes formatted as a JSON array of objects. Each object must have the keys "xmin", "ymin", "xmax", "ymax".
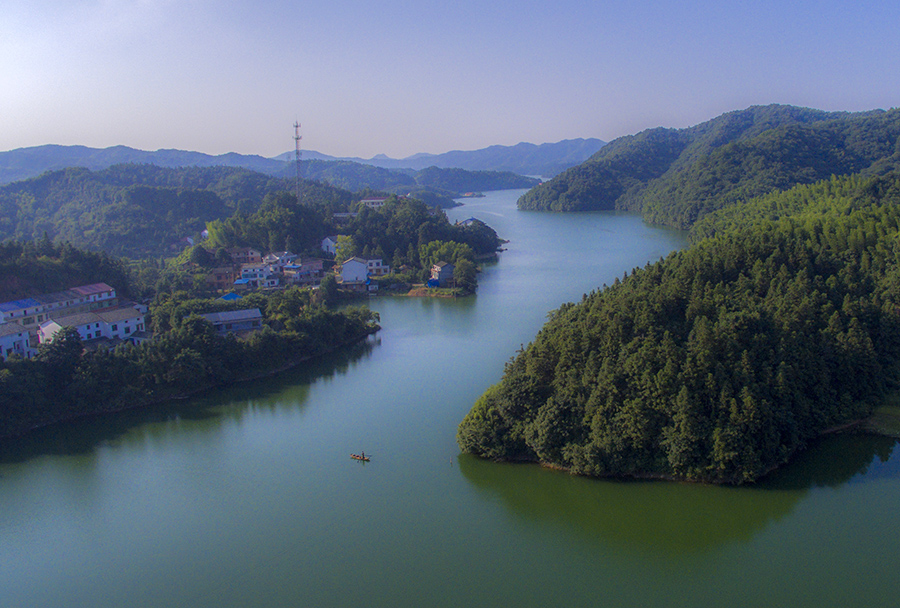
[
  {"xmin": 757, "ymin": 431, "xmax": 900, "ymax": 490},
  {"xmin": 0, "ymin": 336, "xmax": 379, "ymax": 466},
  {"xmin": 457, "ymin": 431, "xmax": 899, "ymax": 558}
]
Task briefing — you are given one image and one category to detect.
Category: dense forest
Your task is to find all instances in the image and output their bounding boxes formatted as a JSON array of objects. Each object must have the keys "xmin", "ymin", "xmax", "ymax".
[
  {"xmin": 518, "ymin": 105, "xmax": 900, "ymax": 229},
  {"xmin": 332, "ymin": 196, "xmax": 502, "ymax": 264},
  {"xmin": 459, "ymin": 172, "xmax": 900, "ymax": 484},
  {"xmin": 0, "ymin": 239, "xmax": 136, "ymax": 302},
  {"xmin": 0, "ymin": 288, "xmax": 379, "ymax": 439},
  {"xmin": 204, "ymin": 191, "xmax": 328, "ymax": 255},
  {"xmin": 0, "ymin": 162, "xmax": 528, "ymax": 258},
  {"xmin": 0, "ymin": 165, "xmax": 351, "ymax": 258},
  {"xmin": 293, "ymin": 161, "xmax": 539, "ymax": 196}
]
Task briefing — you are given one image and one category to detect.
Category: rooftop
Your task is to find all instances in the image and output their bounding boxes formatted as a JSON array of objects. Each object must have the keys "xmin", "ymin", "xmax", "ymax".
[
  {"xmin": 199, "ymin": 309, "xmax": 263, "ymax": 324},
  {"xmin": 42, "ymin": 312, "xmax": 102, "ymax": 328},
  {"xmin": 97, "ymin": 307, "xmax": 145, "ymax": 323},
  {"xmin": 0, "ymin": 322, "xmax": 28, "ymax": 337},
  {"xmin": 70, "ymin": 283, "xmax": 114, "ymax": 296},
  {"xmin": 0, "ymin": 298, "xmax": 42, "ymax": 313}
]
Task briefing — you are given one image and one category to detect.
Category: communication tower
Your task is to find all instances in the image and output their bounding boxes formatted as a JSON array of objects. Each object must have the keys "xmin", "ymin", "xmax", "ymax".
[{"xmin": 293, "ymin": 121, "xmax": 302, "ymax": 203}]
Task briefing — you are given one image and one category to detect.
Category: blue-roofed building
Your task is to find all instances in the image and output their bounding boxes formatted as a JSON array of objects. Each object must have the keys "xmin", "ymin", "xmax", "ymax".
[
  {"xmin": 0, "ymin": 283, "xmax": 118, "ymax": 328},
  {"xmin": 0, "ymin": 298, "xmax": 44, "ymax": 325}
]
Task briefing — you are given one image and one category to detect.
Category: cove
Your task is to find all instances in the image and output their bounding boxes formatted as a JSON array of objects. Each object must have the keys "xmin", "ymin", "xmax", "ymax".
[{"xmin": 1, "ymin": 189, "xmax": 898, "ymax": 608}]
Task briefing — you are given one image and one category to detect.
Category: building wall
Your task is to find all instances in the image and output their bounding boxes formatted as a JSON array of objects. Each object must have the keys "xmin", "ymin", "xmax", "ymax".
[
  {"xmin": 38, "ymin": 309, "xmax": 146, "ymax": 345},
  {"xmin": 341, "ymin": 259, "xmax": 369, "ymax": 283},
  {"xmin": 0, "ymin": 324, "xmax": 34, "ymax": 361}
]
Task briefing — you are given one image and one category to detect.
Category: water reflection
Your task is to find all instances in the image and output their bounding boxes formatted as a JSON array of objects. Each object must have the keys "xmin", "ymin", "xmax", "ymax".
[
  {"xmin": 758, "ymin": 432, "xmax": 899, "ymax": 490},
  {"xmin": 458, "ymin": 432, "xmax": 899, "ymax": 557},
  {"xmin": 0, "ymin": 336, "xmax": 378, "ymax": 466}
]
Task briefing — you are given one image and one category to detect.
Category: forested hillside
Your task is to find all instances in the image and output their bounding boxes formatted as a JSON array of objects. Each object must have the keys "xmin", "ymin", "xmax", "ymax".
[
  {"xmin": 0, "ymin": 161, "xmax": 533, "ymax": 259},
  {"xmin": 0, "ymin": 289, "xmax": 380, "ymax": 439},
  {"xmin": 460, "ymin": 172, "xmax": 900, "ymax": 484},
  {"xmin": 285, "ymin": 161, "xmax": 539, "ymax": 195},
  {"xmin": 518, "ymin": 105, "xmax": 900, "ymax": 228},
  {"xmin": 0, "ymin": 165, "xmax": 351, "ymax": 257},
  {"xmin": 0, "ymin": 240, "xmax": 135, "ymax": 302},
  {"xmin": 326, "ymin": 196, "xmax": 502, "ymax": 266}
]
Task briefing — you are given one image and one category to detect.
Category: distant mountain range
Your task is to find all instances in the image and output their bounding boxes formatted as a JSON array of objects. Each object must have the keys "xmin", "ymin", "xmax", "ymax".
[
  {"xmin": 273, "ymin": 138, "xmax": 607, "ymax": 176},
  {"xmin": 0, "ymin": 138, "xmax": 606, "ymax": 186},
  {"xmin": 0, "ymin": 145, "xmax": 285, "ymax": 185}
]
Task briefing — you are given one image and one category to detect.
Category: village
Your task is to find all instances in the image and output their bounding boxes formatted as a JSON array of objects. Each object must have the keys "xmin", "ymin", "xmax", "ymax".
[{"xmin": 0, "ymin": 238, "xmax": 459, "ymax": 365}]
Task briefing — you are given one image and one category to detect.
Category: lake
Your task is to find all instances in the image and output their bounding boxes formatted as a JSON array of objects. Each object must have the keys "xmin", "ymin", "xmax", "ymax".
[{"xmin": 1, "ymin": 189, "xmax": 898, "ymax": 607}]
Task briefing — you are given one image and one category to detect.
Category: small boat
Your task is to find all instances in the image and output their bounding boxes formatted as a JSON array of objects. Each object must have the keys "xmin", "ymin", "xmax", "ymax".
[{"xmin": 350, "ymin": 453, "xmax": 370, "ymax": 462}]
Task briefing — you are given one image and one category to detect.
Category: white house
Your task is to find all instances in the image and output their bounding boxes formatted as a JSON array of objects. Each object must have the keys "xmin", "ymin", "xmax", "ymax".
[
  {"xmin": 97, "ymin": 307, "xmax": 148, "ymax": 341},
  {"xmin": 360, "ymin": 197, "xmax": 388, "ymax": 209},
  {"xmin": 0, "ymin": 321, "xmax": 35, "ymax": 361},
  {"xmin": 240, "ymin": 263, "xmax": 280, "ymax": 288},
  {"xmin": 321, "ymin": 236, "xmax": 340, "ymax": 255},
  {"xmin": 340, "ymin": 257, "xmax": 370, "ymax": 284},
  {"xmin": 365, "ymin": 258, "xmax": 390, "ymax": 276},
  {"xmin": 341, "ymin": 257, "xmax": 389, "ymax": 281},
  {"xmin": 38, "ymin": 307, "xmax": 146, "ymax": 345},
  {"xmin": 262, "ymin": 251, "xmax": 298, "ymax": 272},
  {"xmin": 340, "ymin": 257, "xmax": 389, "ymax": 292}
]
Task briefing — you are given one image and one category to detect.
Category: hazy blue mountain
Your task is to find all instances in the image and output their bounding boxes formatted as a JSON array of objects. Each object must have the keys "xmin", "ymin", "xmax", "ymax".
[
  {"xmin": 2, "ymin": 138, "xmax": 603, "ymax": 186},
  {"xmin": 273, "ymin": 138, "xmax": 607, "ymax": 176},
  {"xmin": 0, "ymin": 144, "xmax": 286, "ymax": 185}
]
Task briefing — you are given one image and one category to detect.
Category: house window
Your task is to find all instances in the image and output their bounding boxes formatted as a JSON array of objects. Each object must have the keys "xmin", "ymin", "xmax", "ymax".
[{"xmin": 112, "ymin": 324, "xmax": 118, "ymax": 331}]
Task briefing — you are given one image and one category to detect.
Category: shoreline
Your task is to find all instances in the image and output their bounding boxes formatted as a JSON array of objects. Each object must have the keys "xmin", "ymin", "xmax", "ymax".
[
  {"xmin": 0, "ymin": 326, "xmax": 380, "ymax": 442},
  {"xmin": 473, "ymin": 410, "xmax": 899, "ymax": 486}
]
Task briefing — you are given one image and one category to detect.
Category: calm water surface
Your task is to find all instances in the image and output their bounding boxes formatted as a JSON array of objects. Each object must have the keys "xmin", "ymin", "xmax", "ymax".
[{"xmin": 1, "ymin": 190, "xmax": 898, "ymax": 607}]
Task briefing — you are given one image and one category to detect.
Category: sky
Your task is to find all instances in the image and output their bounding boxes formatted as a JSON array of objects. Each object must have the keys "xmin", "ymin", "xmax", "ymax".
[{"xmin": 3, "ymin": 0, "xmax": 900, "ymax": 159}]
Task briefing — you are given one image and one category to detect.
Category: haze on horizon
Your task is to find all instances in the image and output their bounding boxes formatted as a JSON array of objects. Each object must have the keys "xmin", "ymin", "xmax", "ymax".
[{"xmin": 3, "ymin": 0, "xmax": 899, "ymax": 160}]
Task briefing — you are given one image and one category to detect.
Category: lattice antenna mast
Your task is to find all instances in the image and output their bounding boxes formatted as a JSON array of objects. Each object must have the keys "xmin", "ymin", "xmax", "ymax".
[{"xmin": 293, "ymin": 121, "xmax": 302, "ymax": 203}]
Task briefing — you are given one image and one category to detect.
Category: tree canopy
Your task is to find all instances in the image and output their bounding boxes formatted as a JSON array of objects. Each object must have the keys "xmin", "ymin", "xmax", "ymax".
[
  {"xmin": 518, "ymin": 105, "xmax": 900, "ymax": 230},
  {"xmin": 460, "ymin": 172, "xmax": 900, "ymax": 484},
  {"xmin": 0, "ymin": 164, "xmax": 352, "ymax": 258}
]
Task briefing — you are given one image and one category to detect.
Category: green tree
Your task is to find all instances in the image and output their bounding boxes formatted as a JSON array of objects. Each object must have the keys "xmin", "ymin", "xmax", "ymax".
[{"xmin": 454, "ymin": 259, "xmax": 477, "ymax": 293}]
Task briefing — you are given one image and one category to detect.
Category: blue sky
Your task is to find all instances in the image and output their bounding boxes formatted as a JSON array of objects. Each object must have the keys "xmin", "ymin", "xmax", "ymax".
[{"xmin": 3, "ymin": 0, "xmax": 899, "ymax": 159}]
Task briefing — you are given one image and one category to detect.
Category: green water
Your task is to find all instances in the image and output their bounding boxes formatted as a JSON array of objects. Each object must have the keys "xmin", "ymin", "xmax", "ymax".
[{"xmin": 1, "ymin": 190, "xmax": 897, "ymax": 607}]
